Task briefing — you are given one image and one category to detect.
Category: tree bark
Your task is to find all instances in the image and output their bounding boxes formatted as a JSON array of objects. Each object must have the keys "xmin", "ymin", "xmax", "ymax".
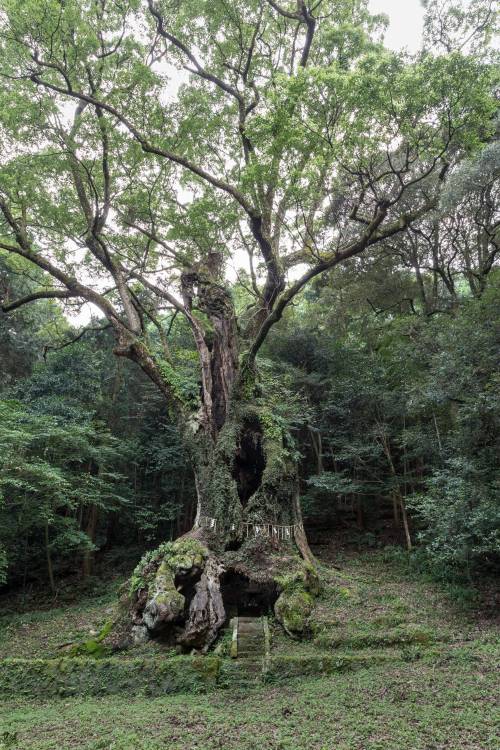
[
  {"xmin": 89, "ymin": 271, "xmax": 317, "ymax": 650},
  {"xmin": 82, "ymin": 505, "xmax": 99, "ymax": 579},
  {"xmin": 122, "ymin": 357, "xmax": 315, "ymax": 650},
  {"xmin": 44, "ymin": 521, "xmax": 56, "ymax": 596},
  {"xmin": 378, "ymin": 431, "xmax": 413, "ymax": 551}
]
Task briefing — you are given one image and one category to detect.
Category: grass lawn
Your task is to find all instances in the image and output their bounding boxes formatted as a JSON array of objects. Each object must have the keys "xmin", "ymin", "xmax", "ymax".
[
  {"xmin": 1, "ymin": 651, "xmax": 498, "ymax": 750},
  {"xmin": 0, "ymin": 543, "xmax": 498, "ymax": 750}
]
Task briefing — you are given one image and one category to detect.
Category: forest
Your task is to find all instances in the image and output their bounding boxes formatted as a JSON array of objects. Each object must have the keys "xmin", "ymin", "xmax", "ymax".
[{"xmin": 0, "ymin": 0, "xmax": 498, "ymax": 748}]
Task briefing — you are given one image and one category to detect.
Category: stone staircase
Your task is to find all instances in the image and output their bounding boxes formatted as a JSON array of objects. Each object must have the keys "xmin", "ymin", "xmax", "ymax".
[{"xmin": 230, "ymin": 616, "xmax": 268, "ymax": 679}]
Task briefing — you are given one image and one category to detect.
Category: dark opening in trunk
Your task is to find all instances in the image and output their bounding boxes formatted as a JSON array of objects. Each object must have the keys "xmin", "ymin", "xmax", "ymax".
[
  {"xmin": 220, "ymin": 570, "xmax": 277, "ymax": 619},
  {"xmin": 233, "ymin": 424, "xmax": 266, "ymax": 506}
]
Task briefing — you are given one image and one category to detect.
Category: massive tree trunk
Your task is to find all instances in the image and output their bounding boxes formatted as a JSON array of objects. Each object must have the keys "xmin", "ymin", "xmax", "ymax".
[
  {"xmin": 123, "ymin": 386, "xmax": 317, "ymax": 652},
  {"xmin": 115, "ymin": 272, "xmax": 318, "ymax": 653}
]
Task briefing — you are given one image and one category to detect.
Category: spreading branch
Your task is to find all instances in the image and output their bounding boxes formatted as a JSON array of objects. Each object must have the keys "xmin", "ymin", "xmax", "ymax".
[{"xmin": 1, "ymin": 289, "xmax": 77, "ymax": 313}]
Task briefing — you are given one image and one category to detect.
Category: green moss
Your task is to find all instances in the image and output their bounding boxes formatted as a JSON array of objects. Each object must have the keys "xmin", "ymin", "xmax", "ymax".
[
  {"xmin": 133, "ymin": 539, "xmax": 208, "ymax": 631},
  {"xmin": 191, "ymin": 656, "xmax": 221, "ymax": 682},
  {"xmin": 235, "ymin": 354, "xmax": 258, "ymax": 400},
  {"xmin": 264, "ymin": 653, "xmax": 389, "ymax": 681},
  {"xmin": 272, "ymin": 555, "xmax": 321, "ymax": 638},
  {"xmin": 129, "ymin": 538, "xmax": 207, "ymax": 597},
  {"xmin": 314, "ymin": 624, "xmax": 438, "ymax": 650},
  {"xmin": 2, "ymin": 646, "xmax": 498, "ymax": 749},
  {"xmin": 147, "ymin": 347, "xmax": 199, "ymax": 410},
  {"xmin": 150, "ymin": 560, "xmax": 184, "ymax": 615},
  {"xmin": 275, "ymin": 589, "xmax": 313, "ymax": 637},
  {"xmin": 303, "ymin": 563, "xmax": 321, "ymax": 595},
  {"xmin": 69, "ymin": 620, "xmax": 114, "ymax": 659},
  {"xmin": 0, "ymin": 655, "xmax": 223, "ymax": 698},
  {"xmin": 259, "ymin": 410, "xmax": 284, "ymax": 443},
  {"xmin": 191, "ymin": 418, "xmax": 242, "ymax": 532},
  {"xmin": 275, "ymin": 559, "xmax": 321, "ymax": 598}
]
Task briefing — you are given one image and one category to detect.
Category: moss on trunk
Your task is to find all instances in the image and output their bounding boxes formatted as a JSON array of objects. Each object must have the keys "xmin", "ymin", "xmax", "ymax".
[{"xmin": 110, "ymin": 385, "xmax": 319, "ymax": 651}]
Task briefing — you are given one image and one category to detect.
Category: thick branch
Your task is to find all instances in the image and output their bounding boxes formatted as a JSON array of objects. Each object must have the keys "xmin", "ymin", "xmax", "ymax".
[
  {"xmin": 247, "ymin": 200, "xmax": 436, "ymax": 361},
  {"xmin": 264, "ymin": 0, "xmax": 301, "ymax": 21},
  {"xmin": 264, "ymin": 0, "xmax": 317, "ymax": 67},
  {"xmin": 29, "ymin": 71, "xmax": 255, "ymax": 217},
  {"xmin": 147, "ymin": 1, "xmax": 243, "ymax": 104},
  {"xmin": 30, "ymin": 70, "xmax": 282, "ymax": 301},
  {"xmin": 1, "ymin": 289, "xmax": 76, "ymax": 313},
  {"xmin": 0, "ymin": 200, "xmax": 122, "ymax": 326}
]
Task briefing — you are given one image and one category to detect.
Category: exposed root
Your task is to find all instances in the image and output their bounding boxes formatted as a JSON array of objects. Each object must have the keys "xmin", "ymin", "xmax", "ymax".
[
  {"xmin": 117, "ymin": 529, "xmax": 320, "ymax": 652},
  {"xmin": 179, "ymin": 557, "xmax": 226, "ymax": 653}
]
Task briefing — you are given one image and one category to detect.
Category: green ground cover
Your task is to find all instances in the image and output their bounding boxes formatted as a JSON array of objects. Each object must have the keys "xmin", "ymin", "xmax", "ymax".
[
  {"xmin": 0, "ymin": 545, "xmax": 498, "ymax": 749},
  {"xmin": 1, "ymin": 648, "xmax": 498, "ymax": 750}
]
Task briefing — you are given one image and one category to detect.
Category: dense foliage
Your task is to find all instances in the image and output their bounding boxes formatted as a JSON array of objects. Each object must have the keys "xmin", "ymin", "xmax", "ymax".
[
  {"xmin": 1, "ymin": 255, "xmax": 498, "ymax": 590},
  {"xmin": 0, "ymin": 0, "xmax": 498, "ymax": 592},
  {"xmin": 266, "ymin": 270, "xmax": 500, "ymax": 579},
  {"xmin": 0, "ymin": 260, "xmax": 196, "ymax": 587}
]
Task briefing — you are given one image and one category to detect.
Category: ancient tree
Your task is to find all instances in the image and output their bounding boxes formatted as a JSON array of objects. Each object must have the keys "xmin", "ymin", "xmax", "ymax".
[{"xmin": 0, "ymin": 0, "xmax": 494, "ymax": 649}]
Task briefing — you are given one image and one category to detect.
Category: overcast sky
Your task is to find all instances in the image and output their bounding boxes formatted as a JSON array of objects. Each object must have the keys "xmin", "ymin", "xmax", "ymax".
[{"xmin": 369, "ymin": 0, "xmax": 424, "ymax": 52}]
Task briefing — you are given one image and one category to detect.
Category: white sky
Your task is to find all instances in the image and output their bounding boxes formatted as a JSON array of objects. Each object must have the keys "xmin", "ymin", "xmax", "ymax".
[
  {"xmin": 369, "ymin": 0, "xmax": 424, "ymax": 52},
  {"xmin": 68, "ymin": 0, "xmax": 426, "ymax": 326}
]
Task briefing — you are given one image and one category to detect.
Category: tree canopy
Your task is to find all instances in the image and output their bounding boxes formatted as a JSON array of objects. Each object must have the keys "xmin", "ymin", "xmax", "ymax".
[{"xmin": 0, "ymin": 0, "xmax": 496, "ymax": 424}]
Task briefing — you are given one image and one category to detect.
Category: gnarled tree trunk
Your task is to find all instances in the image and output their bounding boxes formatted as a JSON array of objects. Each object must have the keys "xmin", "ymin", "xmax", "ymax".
[{"xmin": 118, "ymin": 273, "xmax": 317, "ymax": 652}]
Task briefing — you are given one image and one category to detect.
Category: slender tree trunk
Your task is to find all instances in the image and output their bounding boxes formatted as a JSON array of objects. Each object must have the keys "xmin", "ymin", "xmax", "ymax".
[
  {"xmin": 433, "ymin": 412, "xmax": 443, "ymax": 453},
  {"xmin": 378, "ymin": 431, "xmax": 412, "ymax": 551},
  {"xmin": 309, "ymin": 426, "xmax": 323, "ymax": 474},
  {"xmin": 399, "ymin": 498, "xmax": 413, "ymax": 553},
  {"xmin": 44, "ymin": 521, "xmax": 56, "ymax": 596},
  {"xmin": 82, "ymin": 505, "xmax": 99, "ymax": 579}
]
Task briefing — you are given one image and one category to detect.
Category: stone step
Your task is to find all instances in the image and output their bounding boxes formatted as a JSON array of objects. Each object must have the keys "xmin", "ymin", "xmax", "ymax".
[
  {"xmin": 237, "ymin": 655, "xmax": 262, "ymax": 662},
  {"xmin": 238, "ymin": 622, "xmax": 263, "ymax": 633},
  {"xmin": 233, "ymin": 616, "xmax": 267, "ymax": 663},
  {"xmin": 237, "ymin": 660, "xmax": 262, "ymax": 673},
  {"xmin": 238, "ymin": 633, "xmax": 265, "ymax": 643},
  {"xmin": 238, "ymin": 645, "xmax": 263, "ymax": 654},
  {"xmin": 238, "ymin": 636, "xmax": 263, "ymax": 644},
  {"xmin": 238, "ymin": 645, "xmax": 263, "ymax": 655},
  {"xmin": 238, "ymin": 633, "xmax": 264, "ymax": 643},
  {"xmin": 238, "ymin": 633, "xmax": 264, "ymax": 642}
]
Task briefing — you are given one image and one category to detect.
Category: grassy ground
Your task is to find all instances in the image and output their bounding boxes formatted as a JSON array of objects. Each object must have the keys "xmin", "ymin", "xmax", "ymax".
[
  {"xmin": 272, "ymin": 544, "xmax": 495, "ymax": 656},
  {"xmin": 0, "ymin": 543, "xmax": 498, "ymax": 750},
  {"xmin": 1, "ymin": 648, "xmax": 498, "ymax": 750},
  {"xmin": 0, "ymin": 581, "xmax": 128, "ymax": 660}
]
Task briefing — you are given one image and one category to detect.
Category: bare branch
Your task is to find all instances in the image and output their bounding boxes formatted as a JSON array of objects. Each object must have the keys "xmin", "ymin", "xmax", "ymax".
[
  {"xmin": 43, "ymin": 324, "xmax": 112, "ymax": 359},
  {"xmin": 1, "ymin": 289, "xmax": 77, "ymax": 313}
]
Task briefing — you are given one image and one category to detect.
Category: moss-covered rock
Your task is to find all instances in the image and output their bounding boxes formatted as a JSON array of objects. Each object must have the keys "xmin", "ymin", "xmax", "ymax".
[
  {"xmin": 274, "ymin": 588, "xmax": 314, "ymax": 637},
  {"xmin": 129, "ymin": 538, "xmax": 207, "ymax": 597},
  {"xmin": 166, "ymin": 538, "xmax": 207, "ymax": 574},
  {"xmin": 271, "ymin": 554, "xmax": 321, "ymax": 637},
  {"xmin": 303, "ymin": 562, "xmax": 321, "ymax": 596},
  {"xmin": 69, "ymin": 621, "xmax": 114, "ymax": 659}
]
